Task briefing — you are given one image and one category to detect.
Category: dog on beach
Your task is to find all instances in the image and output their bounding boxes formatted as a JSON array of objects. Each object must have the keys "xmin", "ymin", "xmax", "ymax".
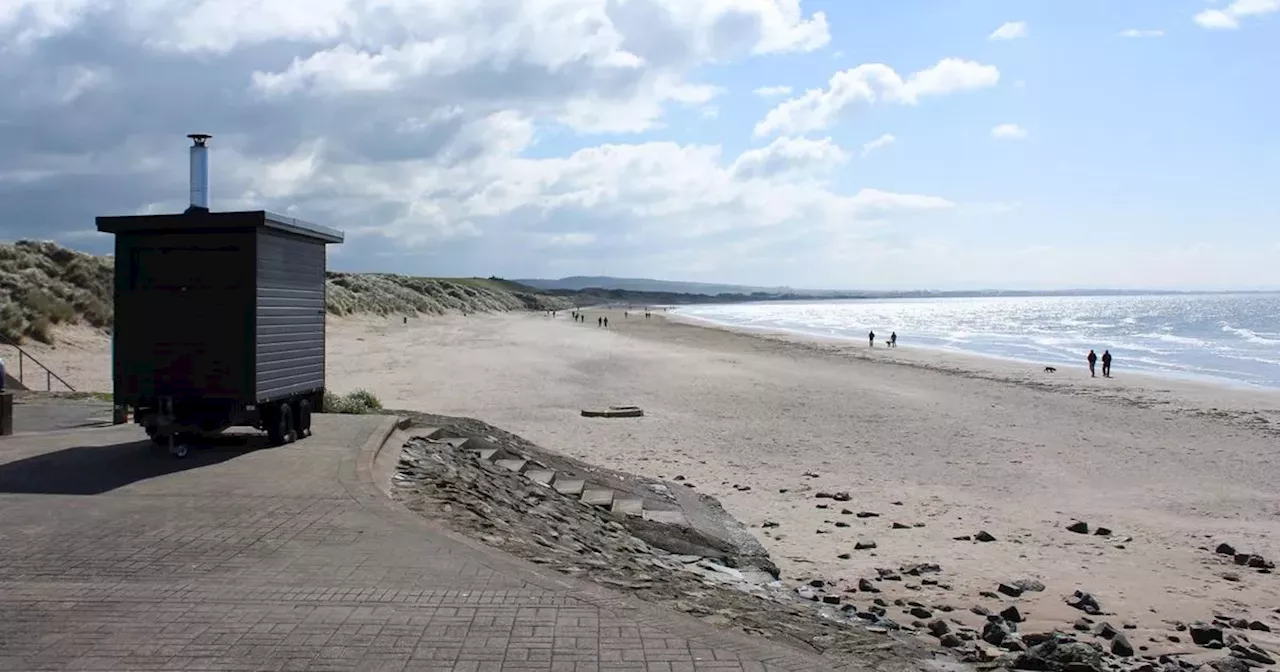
[{"xmin": 1043, "ymin": 366, "xmax": 1057, "ymax": 373}]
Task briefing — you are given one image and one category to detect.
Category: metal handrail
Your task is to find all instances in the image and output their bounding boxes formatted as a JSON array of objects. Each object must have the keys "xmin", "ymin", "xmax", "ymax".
[{"xmin": 0, "ymin": 332, "xmax": 77, "ymax": 392}]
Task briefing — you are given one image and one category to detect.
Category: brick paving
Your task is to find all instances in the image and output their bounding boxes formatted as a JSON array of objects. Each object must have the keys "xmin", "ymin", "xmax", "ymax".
[{"xmin": 0, "ymin": 415, "xmax": 836, "ymax": 671}]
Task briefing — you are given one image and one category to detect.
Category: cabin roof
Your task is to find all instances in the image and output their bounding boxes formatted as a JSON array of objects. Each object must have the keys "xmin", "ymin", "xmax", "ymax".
[{"xmin": 95, "ymin": 209, "xmax": 344, "ymax": 244}]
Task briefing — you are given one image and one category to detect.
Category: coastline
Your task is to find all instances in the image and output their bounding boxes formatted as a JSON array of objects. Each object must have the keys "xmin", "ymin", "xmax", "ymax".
[{"xmin": 664, "ymin": 309, "xmax": 1280, "ymax": 423}]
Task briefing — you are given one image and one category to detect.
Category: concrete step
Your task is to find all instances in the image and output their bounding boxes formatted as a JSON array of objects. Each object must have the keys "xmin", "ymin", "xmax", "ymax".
[
  {"xmin": 524, "ymin": 469, "xmax": 556, "ymax": 486},
  {"xmin": 495, "ymin": 458, "xmax": 528, "ymax": 473},
  {"xmin": 580, "ymin": 488, "xmax": 615, "ymax": 508},
  {"xmin": 642, "ymin": 510, "xmax": 689, "ymax": 527},
  {"xmin": 468, "ymin": 448, "xmax": 499, "ymax": 462},
  {"xmin": 611, "ymin": 497, "xmax": 643, "ymax": 516},
  {"xmin": 553, "ymin": 478, "xmax": 585, "ymax": 496}
]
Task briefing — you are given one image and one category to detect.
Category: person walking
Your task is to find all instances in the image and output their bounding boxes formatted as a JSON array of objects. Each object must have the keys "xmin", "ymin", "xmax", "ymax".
[
  {"xmin": 889, "ymin": 332, "xmax": 897, "ymax": 348},
  {"xmin": 868, "ymin": 330, "xmax": 876, "ymax": 348},
  {"xmin": 1087, "ymin": 349, "xmax": 1098, "ymax": 377},
  {"xmin": 1101, "ymin": 350, "xmax": 1112, "ymax": 378},
  {"xmin": 603, "ymin": 316, "xmax": 609, "ymax": 328}
]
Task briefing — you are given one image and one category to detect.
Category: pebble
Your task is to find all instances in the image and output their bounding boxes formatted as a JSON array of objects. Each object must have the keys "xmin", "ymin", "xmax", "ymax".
[
  {"xmin": 1000, "ymin": 606, "xmax": 1023, "ymax": 623},
  {"xmin": 892, "ymin": 522, "xmax": 911, "ymax": 529},
  {"xmin": 1066, "ymin": 590, "xmax": 1103, "ymax": 615},
  {"xmin": 975, "ymin": 530, "xmax": 997, "ymax": 542},
  {"xmin": 1067, "ymin": 521, "xmax": 1090, "ymax": 534},
  {"xmin": 855, "ymin": 540, "xmax": 877, "ymax": 550},
  {"xmin": 997, "ymin": 583, "xmax": 1023, "ymax": 598},
  {"xmin": 1112, "ymin": 633, "xmax": 1134, "ymax": 657},
  {"xmin": 856, "ymin": 511, "xmax": 880, "ymax": 518},
  {"xmin": 858, "ymin": 578, "xmax": 880, "ymax": 593}
]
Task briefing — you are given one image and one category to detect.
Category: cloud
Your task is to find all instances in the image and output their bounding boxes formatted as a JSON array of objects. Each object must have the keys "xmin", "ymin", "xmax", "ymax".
[
  {"xmin": 754, "ymin": 58, "xmax": 1000, "ymax": 137},
  {"xmin": 988, "ymin": 21, "xmax": 1028, "ymax": 41},
  {"xmin": 1195, "ymin": 0, "xmax": 1280, "ymax": 29},
  {"xmin": 731, "ymin": 136, "xmax": 849, "ymax": 180},
  {"xmin": 753, "ymin": 85, "xmax": 793, "ymax": 98},
  {"xmin": 861, "ymin": 133, "xmax": 896, "ymax": 157},
  {"xmin": 1119, "ymin": 28, "xmax": 1165, "ymax": 38},
  {"xmin": 0, "ymin": 0, "xmax": 975, "ymax": 281},
  {"xmin": 991, "ymin": 124, "xmax": 1028, "ymax": 140}
]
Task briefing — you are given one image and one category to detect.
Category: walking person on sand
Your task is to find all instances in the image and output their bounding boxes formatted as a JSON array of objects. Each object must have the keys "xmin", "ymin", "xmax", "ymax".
[
  {"xmin": 890, "ymin": 332, "xmax": 897, "ymax": 348},
  {"xmin": 603, "ymin": 316, "xmax": 609, "ymax": 328},
  {"xmin": 1087, "ymin": 349, "xmax": 1098, "ymax": 377},
  {"xmin": 1101, "ymin": 350, "xmax": 1112, "ymax": 378},
  {"xmin": 868, "ymin": 330, "xmax": 876, "ymax": 348}
]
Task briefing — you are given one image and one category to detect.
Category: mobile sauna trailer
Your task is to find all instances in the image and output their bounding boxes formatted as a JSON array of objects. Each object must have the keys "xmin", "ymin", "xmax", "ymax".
[{"xmin": 95, "ymin": 134, "xmax": 344, "ymax": 457}]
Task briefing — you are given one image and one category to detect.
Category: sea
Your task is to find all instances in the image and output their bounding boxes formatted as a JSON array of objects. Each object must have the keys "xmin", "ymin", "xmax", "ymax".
[{"xmin": 674, "ymin": 293, "xmax": 1280, "ymax": 390}]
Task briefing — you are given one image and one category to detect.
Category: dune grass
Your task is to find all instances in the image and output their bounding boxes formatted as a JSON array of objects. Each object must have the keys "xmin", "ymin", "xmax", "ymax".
[{"xmin": 0, "ymin": 240, "xmax": 575, "ymax": 345}]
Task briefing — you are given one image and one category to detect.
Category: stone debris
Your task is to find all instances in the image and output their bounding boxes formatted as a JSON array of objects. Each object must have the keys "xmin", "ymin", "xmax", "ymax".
[
  {"xmin": 1068, "ymin": 521, "xmax": 1091, "ymax": 534},
  {"xmin": 1067, "ymin": 590, "xmax": 1104, "ymax": 615},
  {"xmin": 389, "ymin": 428, "xmax": 933, "ymax": 666},
  {"xmin": 975, "ymin": 530, "xmax": 997, "ymax": 542}
]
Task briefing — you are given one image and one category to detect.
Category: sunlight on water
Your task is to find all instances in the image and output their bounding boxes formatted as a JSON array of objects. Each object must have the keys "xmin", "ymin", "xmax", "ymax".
[{"xmin": 676, "ymin": 294, "xmax": 1280, "ymax": 389}]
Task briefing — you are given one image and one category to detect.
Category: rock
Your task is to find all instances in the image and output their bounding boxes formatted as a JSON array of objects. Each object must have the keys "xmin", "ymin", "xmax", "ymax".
[
  {"xmin": 815, "ymin": 504, "xmax": 829, "ymax": 509},
  {"xmin": 855, "ymin": 540, "xmax": 877, "ymax": 550},
  {"xmin": 1248, "ymin": 621, "xmax": 1270, "ymax": 632},
  {"xmin": 858, "ymin": 578, "xmax": 880, "ymax": 593},
  {"xmin": 1001, "ymin": 606, "xmax": 1024, "ymax": 623},
  {"xmin": 1015, "ymin": 640, "xmax": 1105, "ymax": 672},
  {"xmin": 815, "ymin": 491, "xmax": 833, "ymax": 499},
  {"xmin": 902, "ymin": 562, "xmax": 942, "ymax": 576},
  {"xmin": 1112, "ymin": 633, "xmax": 1135, "ymax": 657},
  {"xmin": 1248, "ymin": 556, "xmax": 1274, "ymax": 569},
  {"xmin": 1216, "ymin": 543, "xmax": 1237, "ymax": 556},
  {"xmin": 1095, "ymin": 622, "xmax": 1119, "ymax": 639},
  {"xmin": 910, "ymin": 606, "xmax": 934, "ymax": 619},
  {"xmin": 1222, "ymin": 572, "xmax": 1241, "ymax": 582},
  {"xmin": 1067, "ymin": 521, "xmax": 1090, "ymax": 534},
  {"xmin": 832, "ymin": 492, "xmax": 852, "ymax": 502},
  {"xmin": 809, "ymin": 579, "xmax": 825, "ymax": 588},
  {"xmin": 838, "ymin": 553, "xmax": 852, "ymax": 560},
  {"xmin": 1233, "ymin": 553, "xmax": 1251, "ymax": 566},
  {"xmin": 1067, "ymin": 590, "xmax": 1103, "ymax": 615},
  {"xmin": 1208, "ymin": 658, "xmax": 1251, "ymax": 672},
  {"xmin": 998, "ymin": 583, "xmax": 1025, "ymax": 598},
  {"xmin": 940, "ymin": 633, "xmax": 963, "ymax": 648},
  {"xmin": 1074, "ymin": 619, "xmax": 1093, "ymax": 632},
  {"xmin": 1001, "ymin": 638, "xmax": 1029, "ymax": 653},
  {"xmin": 983, "ymin": 619, "xmax": 1014, "ymax": 646},
  {"xmin": 976, "ymin": 530, "xmax": 997, "ymax": 543},
  {"xmin": 1230, "ymin": 644, "xmax": 1275, "ymax": 665},
  {"xmin": 761, "ymin": 520, "xmax": 780, "ymax": 528},
  {"xmin": 796, "ymin": 587, "xmax": 819, "ymax": 601},
  {"xmin": 892, "ymin": 522, "xmax": 911, "ymax": 529},
  {"xmin": 1190, "ymin": 623, "xmax": 1225, "ymax": 647},
  {"xmin": 822, "ymin": 595, "xmax": 841, "ymax": 605},
  {"xmin": 954, "ymin": 535, "xmax": 973, "ymax": 541},
  {"xmin": 1094, "ymin": 527, "xmax": 1113, "ymax": 537},
  {"xmin": 929, "ymin": 619, "xmax": 951, "ymax": 636},
  {"xmin": 979, "ymin": 590, "xmax": 1000, "ymax": 599},
  {"xmin": 973, "ymin": 606, "xmax": 992, "ymax": 616},
  {"xmin": 1014, "ymin": 579, "xmax": 1047, "ymax": 593},
  {"xmin": 835, "ymin": 521, "xmax": 850, "ymax": 528},
  {"xmin": 1168, "ymin": 635, "xmax": 1181, "ymax": 643},
  {"xmin": 856, "ymin": 511, "xmax": 879, "ymax": 518},
  {"xmin": 841, "ymin": 508, "xmax": 853, "ymax": 515},
  {"xmin": 673, "ymin": 475, "xmax": 686, "ymax": 481},
  {"xmin": 1228, "ymin": 618, "xmax": 1249, "ymax": 630}
]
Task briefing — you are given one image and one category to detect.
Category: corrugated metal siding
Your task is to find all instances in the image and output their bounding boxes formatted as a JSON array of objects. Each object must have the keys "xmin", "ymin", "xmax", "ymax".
[{"xmin": 254, "ymin": 230, "xmax": 327, "ymax": 401}]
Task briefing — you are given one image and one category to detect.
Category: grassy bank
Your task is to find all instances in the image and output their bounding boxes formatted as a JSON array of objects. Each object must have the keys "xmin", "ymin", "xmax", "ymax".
[{"xmin": 0, "ymin": 240, "xmax": 574, "ymax": 345}]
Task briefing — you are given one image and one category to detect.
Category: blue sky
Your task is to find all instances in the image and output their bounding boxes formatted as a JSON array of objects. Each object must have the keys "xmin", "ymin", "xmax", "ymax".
[{"xmin": 1, "ymin": 0, "xmax": 1277, "ymax": 290}]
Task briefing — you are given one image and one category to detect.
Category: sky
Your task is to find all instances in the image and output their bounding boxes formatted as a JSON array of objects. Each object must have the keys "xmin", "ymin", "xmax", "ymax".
[{"xmin": 1, "ymin": 0, "xmax": 1277, "ymax": 291}]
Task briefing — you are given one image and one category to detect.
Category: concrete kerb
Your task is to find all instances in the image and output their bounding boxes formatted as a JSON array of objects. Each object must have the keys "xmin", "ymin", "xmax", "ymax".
[{"xmin": 348, "ymin": 412, "xmax": 840, "ymax": 672}]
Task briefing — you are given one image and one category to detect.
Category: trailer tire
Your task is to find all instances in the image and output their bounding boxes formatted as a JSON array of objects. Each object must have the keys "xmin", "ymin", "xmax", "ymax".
[
  {"xmin": 297, "ymin": 399, "xmax": 313, "ymax": 438},
  {"xmin": 268, "ymin": 403, "xmax": 297, "ymax": 446}
]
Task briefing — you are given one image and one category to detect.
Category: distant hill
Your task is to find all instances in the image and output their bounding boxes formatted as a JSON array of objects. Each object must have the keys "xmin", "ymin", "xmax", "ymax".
[{"xmin": 515, "ymin": 276, "xmax": 795, "ymax": 295}]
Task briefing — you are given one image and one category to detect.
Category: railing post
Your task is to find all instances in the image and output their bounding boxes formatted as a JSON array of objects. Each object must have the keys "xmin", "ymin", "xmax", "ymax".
[
  {"xmin": 48, "ymin": 370, "xmax": 52, "ymax": 391},
  {"xmin": 18, "ymin": 351, "xmax": 23, "ymax": 384}
]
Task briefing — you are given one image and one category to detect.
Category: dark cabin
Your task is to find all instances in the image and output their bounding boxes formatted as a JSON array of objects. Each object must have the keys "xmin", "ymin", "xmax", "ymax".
[{"xmin": 96, "ymin": 210, "xmax": 344, "ymax": 411}]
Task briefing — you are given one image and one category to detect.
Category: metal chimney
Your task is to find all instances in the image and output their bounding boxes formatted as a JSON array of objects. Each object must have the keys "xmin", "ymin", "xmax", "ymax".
[{"xmin": 186, "ymin": 133, "xmax": 212, "ymax": 213}]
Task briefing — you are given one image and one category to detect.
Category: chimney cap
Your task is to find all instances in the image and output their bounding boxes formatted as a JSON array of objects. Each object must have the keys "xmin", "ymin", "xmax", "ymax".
[{"xmin": 187, "ymin": 133, "xmax": 212, "ymax": 145}]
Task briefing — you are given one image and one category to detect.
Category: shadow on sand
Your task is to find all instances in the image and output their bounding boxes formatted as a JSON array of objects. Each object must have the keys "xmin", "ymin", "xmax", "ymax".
[{"xmin": 0, "ymin": 432, "xmax": 271, "ymax": 496}]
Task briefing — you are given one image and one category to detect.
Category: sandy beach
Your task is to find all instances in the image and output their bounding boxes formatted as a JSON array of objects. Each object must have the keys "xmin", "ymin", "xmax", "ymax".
[{"xmin": 19, "ymin": 309, "xmax": 1280, "ymax": 653}]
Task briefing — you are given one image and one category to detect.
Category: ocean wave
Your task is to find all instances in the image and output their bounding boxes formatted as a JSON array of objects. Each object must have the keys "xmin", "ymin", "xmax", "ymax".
[
  {"xmin": 1219, "ymin": 322, "xmax": 1280, "ymax": 345},
  {"xmin": 1134, "ymin": 332, "xmax": 1211, "ymax": 347}
]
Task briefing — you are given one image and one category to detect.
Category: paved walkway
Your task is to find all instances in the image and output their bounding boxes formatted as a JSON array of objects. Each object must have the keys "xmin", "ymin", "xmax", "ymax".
[{"xmin": 0, "ymin": 415, "xmax": 835, "ymax": 671}]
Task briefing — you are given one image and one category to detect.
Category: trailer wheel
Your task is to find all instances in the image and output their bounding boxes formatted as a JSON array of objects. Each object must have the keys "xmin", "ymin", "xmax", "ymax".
[
  {"xmin": 268, "ymin": 403, "xmax": 296, "ymax": 446},
  {"xmin": 168, "ymin": 435, "xmax": 189, "ymax": 459},
  {"xmin": 297, "ymin": 400, "xmax": 313, "ymax": 438}
]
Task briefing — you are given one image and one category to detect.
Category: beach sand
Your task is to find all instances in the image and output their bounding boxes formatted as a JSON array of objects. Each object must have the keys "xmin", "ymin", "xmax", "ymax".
[{"xmin": 23, "ymin": 311, "xmax": 1280, "ymax": 650}]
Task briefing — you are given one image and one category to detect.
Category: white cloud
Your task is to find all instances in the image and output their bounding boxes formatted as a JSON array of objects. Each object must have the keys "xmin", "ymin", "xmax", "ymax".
[
  {"xmin": 991, "ymin": 124, "xmax": 1028, "ymax": 140},
  {"xmin": 731, "ymin": 136, "xmax": 850, "ymax": 180},
  {"xmin": 1194, "ymin": 0, "xmax": 1280, "ymax": 29},
  {"xmin": 754, "ymin": 85, "xmax": 793, "ymax": 98},
  {"xmin": 988, "ymin": 21, "xmax": 1028, "ymax": 41},
  {"xmin": 754, "ymin": 58, "xmax": 1001, "ymax": 137},
  {"xmin": 861, "ymin": 133, "xmax": 896, "ymax": 157},
  {"xmin": 1119, "ymin": 28, "xmax": 1165, "ymax": 38}
]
